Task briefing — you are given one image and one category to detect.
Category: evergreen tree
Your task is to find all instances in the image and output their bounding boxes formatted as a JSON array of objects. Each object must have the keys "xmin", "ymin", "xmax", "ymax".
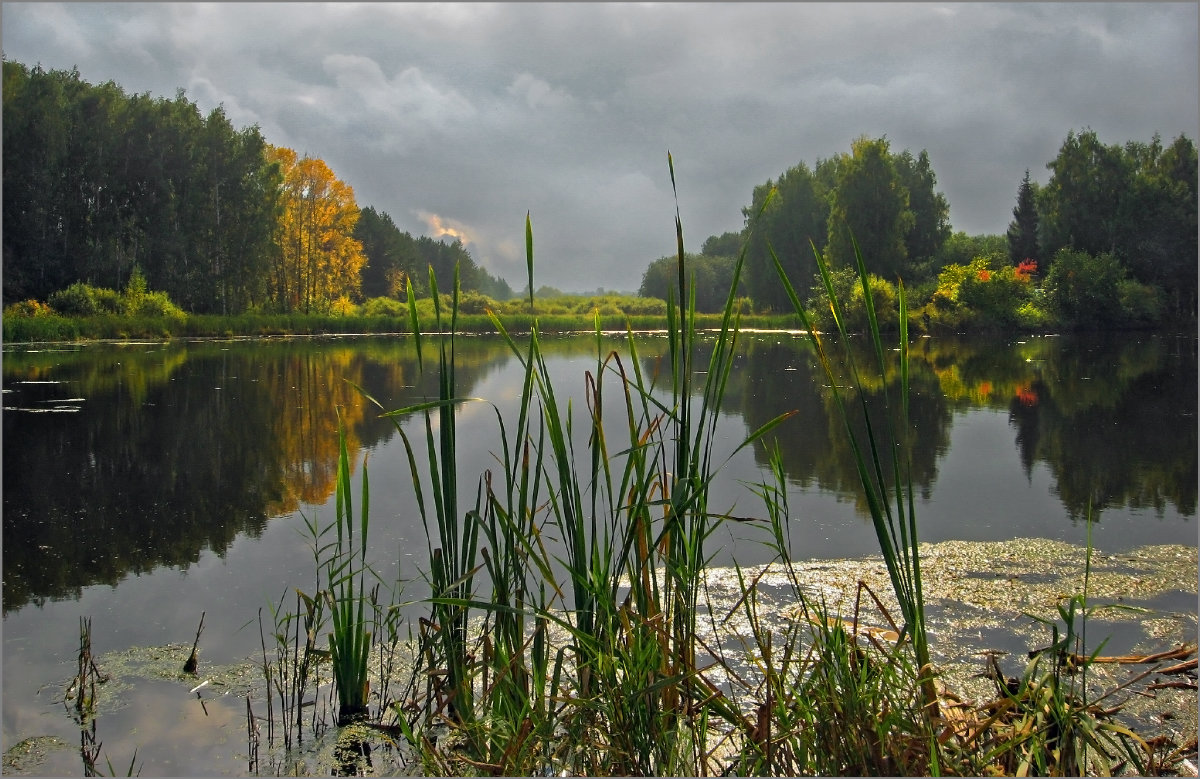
[
  {"xmin": 356, "ymin": 206, "xmax": 422, "ymax": 299},
  {"xmin": 1006, "ymin": 169, "xmax": 1040, "ymax": 267}
]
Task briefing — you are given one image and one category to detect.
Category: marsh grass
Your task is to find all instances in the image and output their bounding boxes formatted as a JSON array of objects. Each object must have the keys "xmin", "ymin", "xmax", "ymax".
[
  {"xmin": 1, "ymin": 303, "xmax": 799, "ymax": 343},
  {"xmin": 946, "ymin": 509, "xmax": 1154, "ymax": 776},
  {"xmin": 250, "ymin": 423, "xmax": 410, "ymax": 768},
  {"xmin": 325, "ymin": 416, "xmax": 374, "ymax": 725},
  {"xmin": 771, "ymin": 233, "xmax": 940, "ymax": 723}
]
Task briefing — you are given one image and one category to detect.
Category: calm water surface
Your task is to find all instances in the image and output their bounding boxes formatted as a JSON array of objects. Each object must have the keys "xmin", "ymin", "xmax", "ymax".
[{"xmin": 3, "ymin": 330, "xmax": 1195, "ymax": 774}]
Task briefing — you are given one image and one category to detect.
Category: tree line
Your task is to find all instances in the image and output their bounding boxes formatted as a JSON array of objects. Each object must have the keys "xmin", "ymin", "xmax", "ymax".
[
  {"xmin": 641, "ymin": 137, "xmax": 952, "ymax": 312},
  {"xmin": 640, "ymin": 131, "xmax": 1196, "ymax": 325},
  {"xmin": 2, "ymin": 60, "xmax": 511, "ymax": 314},
  {"xmin": 5, "ymin": 60, "xmax": 1193, "ymax": 325}
]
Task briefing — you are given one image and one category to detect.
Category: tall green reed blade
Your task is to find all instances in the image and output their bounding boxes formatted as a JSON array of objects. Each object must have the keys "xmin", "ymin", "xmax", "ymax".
[
  {"xmin": 643, "ymin": 153, "xmax": 803, "ymax": 769},
  {"xmin": 354, "ymin": 160, "xmax": 803, "ymax": 774},
  {"xmin": 327, "ymin": 415, "xmax": 372, "ymax": 725},
  {"xmin": 770, "ymin": 230, "xmax": 937, "ymax": 716},
  {"xmin": 432, "ymin": 264, "xmax": 479, "ymax": 727},
  {"xmin": 526, "ymin": 210, "xmax": 535, "ymax": 314},
  {"xmin": 474, "ymin": 300, "xmax": 563, "ymax": 766},
  {"xmin": 375, "ymin": 262, "xmax": 483, "ymax": 728},
  {"xmin": 406, "ymin": 275, "xmax": 422, "ymax": 372}
]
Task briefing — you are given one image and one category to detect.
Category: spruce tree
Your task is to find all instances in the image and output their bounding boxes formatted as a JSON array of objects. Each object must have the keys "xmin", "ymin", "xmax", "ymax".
[{"xmin": 1007, "ymin": 169, "xmax": 1041, "ymax": 267}]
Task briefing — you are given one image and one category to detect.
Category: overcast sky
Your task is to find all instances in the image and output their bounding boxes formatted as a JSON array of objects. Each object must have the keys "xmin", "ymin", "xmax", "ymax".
[{"xmin": 3, "ymin": 3, "xmax": 1197, "ymax": 292}]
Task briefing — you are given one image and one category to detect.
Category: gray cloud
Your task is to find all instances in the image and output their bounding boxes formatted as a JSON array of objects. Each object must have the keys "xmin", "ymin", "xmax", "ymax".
[{"xmin": 3, "ymin": 2, "xmax": 1195, "ymax": 292}]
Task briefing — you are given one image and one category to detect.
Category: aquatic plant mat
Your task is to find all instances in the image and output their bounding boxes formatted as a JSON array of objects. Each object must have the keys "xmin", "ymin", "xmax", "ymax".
[
  {"xmin": 730, "ymin": 542, "xmax": 1196, "ymax": 708},
  {"xmin": 10, "ymin": 538, "xmax": 1193, "ymax": 777},
  {"xmin": 688, "ymin": 539, "xmax": 1197, "ymax": 776}
]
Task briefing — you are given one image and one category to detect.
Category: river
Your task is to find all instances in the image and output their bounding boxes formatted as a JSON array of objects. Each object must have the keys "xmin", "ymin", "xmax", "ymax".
[{"xmin": 3, "ymin": 329, "xmax": 1195, "ymax": 775}]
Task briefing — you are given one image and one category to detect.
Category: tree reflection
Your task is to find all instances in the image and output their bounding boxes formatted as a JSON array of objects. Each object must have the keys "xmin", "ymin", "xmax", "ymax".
[
  {"xmin": 3, "ymin": 332, "xmax": 1193, "ymax": 613},
  {"xmin": 1, "ymin": 339, "xmax": 505, "ymax": 613},
  {"xmin": 736, "ymin": 336, "xmax": 952, "ymax": 512},
  {"xmin": 1002, "ymin": 334, "xmax": 1197, "ymax": 520},
  {"xmin": 726, "ymin": 332, "xmax": 1195, "ymax": 525}
]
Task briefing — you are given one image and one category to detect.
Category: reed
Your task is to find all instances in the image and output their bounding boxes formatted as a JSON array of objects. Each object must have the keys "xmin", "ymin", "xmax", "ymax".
[
  {"xmin": 325, "ymin": 415, "xmax": 374, "ymax": 725},
  {"xmin": 355, "ymin": 157, "xmax": 801, "ymax": 775},
  {"xmin": 67, "ymin": 618, "xmax": 140, "ymax": 777},
  {"xmin": 771, "ymin": 233, "xmax": 939, "ymax": 720}
]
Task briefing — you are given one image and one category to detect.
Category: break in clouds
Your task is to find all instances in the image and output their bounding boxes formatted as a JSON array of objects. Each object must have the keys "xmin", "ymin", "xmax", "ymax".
[{"xmin": 2, "ymin": 2, "xmax": 1196, "ymax": 291}]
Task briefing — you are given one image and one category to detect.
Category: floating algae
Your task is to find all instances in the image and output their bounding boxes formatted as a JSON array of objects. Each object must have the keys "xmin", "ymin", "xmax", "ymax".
[
  {"xmin": 698, "ymin": 538, "xmax": 1198, "ymax": 756},
  {"xmin": 91, "ymin": 643, "xmax": 263, "ymax": 697},
  {"xmin": 3, "ymin": 736, "xmax": 73, "ymax": 775},
  {"xmin": 708, "ymin": 538, "xmax": 1196, "ymax": 618}
]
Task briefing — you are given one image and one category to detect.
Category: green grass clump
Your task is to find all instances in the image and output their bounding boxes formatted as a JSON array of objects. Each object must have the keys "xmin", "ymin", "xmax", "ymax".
[
  {"xmin": 2, "ymin": 308, "xmax": 80, "ymax": 342},
  {"xmin": 772, "ymin": 232, "xmax": 938, "ymax": 719},
  {"xmin": 354, "ymin": 176, "xmax": 799, "ymax": 774},
  {"xmin": 325, "ymin": 417, "xmax": 373, "ymax": 725}
]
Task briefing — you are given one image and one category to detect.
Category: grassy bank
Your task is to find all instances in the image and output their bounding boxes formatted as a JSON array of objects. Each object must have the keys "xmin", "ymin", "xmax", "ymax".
[{"xmin": 1, "ymin": 309, "xmax": 805, "ymax": 343}]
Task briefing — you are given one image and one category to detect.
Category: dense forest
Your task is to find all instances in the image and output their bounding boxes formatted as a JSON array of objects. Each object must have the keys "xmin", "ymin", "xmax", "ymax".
[
  {"xmin": 641, "ymin": 131, "xmax": 1196, "ymax": 328},
  {"xmin": 1, "ymin": 60, "xmax": 511, "ymax": 314},
  {"xmin": 3, "ymin": 59, "xmax": 1195, "ymax": 330}
]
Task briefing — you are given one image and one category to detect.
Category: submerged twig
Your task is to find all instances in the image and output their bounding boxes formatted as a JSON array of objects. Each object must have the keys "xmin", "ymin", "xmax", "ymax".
[{"xmin": 1062, "ymin": 642, "xmax": 1196, "ymax": 667}]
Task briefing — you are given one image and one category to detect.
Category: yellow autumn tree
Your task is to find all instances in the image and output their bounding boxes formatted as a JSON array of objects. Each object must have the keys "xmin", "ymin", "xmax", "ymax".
[{"xmin": 267, "ymin": 145, "xmax": 366, "ymax": 313}]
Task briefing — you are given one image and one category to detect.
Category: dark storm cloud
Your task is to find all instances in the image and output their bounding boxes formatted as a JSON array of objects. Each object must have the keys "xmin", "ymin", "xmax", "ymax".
[{"xmin": 3, "ymin": 3, "xmax": 1196, "ymax": 291}]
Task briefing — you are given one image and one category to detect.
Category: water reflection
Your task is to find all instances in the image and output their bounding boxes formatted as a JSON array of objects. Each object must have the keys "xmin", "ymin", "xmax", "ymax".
[
  {"xmin": 732, "ymin": 335, "xmax": 952, "ymax": 509},
  {"xmin": 2, "ymin": 332, "xmax": 1194, "ymax": 614},
  {"xmin": 1, "ymin": 338, "xmax": 508, "ymax": 613},
  {"xmin": 999, "ymin": 335, "xmax": 1198, "ymax": 519},
  {"xmin": 733, "ymin": 332, "xmax": 1196, "ymax": 523}
]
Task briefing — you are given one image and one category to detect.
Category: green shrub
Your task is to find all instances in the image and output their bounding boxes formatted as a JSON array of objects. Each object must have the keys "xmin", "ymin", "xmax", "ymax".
[
  {"xmin": 1014, "ymin": 298, "xmax": 1054, "ymax": 329},
  {"xmin": 4, "ymin": 299, "xmax": 54, "ymax": 318},
  {"xmin": 959, "ymin": 265, "xmax": 1029, "ymax": 327},
  {"xmin": 806, "ymin": 266, "xmax": 858, "ymax": 331},
  {"xmin": 928, "ymin": 256, "xmax": 1042, "ymax": 329},
  {"xmin": 48, "ymin": 282, "xmax": 100, "ymax": 315},
  {"xmin": 807, "ymin": 267, "xmax": 898, "ymax": 331},
  {"xmin": 1116, "ymin": 278, "xmax": 1163, "ymax": 326},
  {"xmin": 456, "ymin": 290, "xmax": 496, "ymax": 315},
  {"xmin": 853, "ymin": 275, "xmax": 899, "ymax": 330},
  {"xmin": 619, "ymin": 296, "xmax": 668, "ymax": 316},
  {"xmin": 127, "ymin": 290, "xmax": 185, "ymax": 319},
  {"xmin": 410, "ymin": 297, "xmax": 437, "ymax": 321},
  {"xmin": 1043, "ymin": 249, "xmax": 1125, "ymax": 327},
  {"xmin": 360, "ymin": 296, "xmax": 406, "ymax": 318},
  {"xmin": 94, "ymin": 287, "xmax": 123, "ymax": 314},
  {"xmin": 46, "ymin": 272, "xmax": 185, "ymax": 321},
  {"xmin": 2, "ymin": 304, "xmax": 79, "ymax": 341}
]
